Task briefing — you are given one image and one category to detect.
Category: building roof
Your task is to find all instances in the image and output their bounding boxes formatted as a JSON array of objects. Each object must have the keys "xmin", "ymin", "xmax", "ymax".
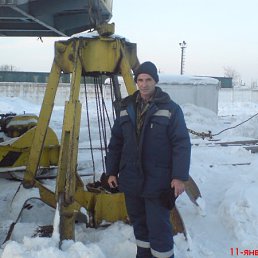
[{"xmin": 158, "ymin": 74, "xmax": 219, "ymax": 85}]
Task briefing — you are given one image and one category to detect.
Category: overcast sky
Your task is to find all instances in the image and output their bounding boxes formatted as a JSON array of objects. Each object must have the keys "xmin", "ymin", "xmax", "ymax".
[{"xmin": 1, "ymin": 0, "xmax": 258, "ymax": 84}]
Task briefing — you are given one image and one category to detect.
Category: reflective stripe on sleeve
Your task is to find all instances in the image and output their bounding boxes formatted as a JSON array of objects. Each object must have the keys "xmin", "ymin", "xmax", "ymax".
[
  {"xmin": 153, "ymin": 109, "xmax": 171, "ymax": 119},
  {"xmin": 120, "ymin": 110, "xmax": 128, "ymax": 117}
]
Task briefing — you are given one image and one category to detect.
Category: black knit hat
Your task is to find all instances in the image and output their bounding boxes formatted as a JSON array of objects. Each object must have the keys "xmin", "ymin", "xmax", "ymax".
[{"xmin": 134, "ymin": 61, "xmax": 159, "ymax": 83}]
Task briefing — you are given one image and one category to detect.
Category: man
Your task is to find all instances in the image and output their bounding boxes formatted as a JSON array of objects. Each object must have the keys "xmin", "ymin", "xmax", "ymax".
[{"xmin": 106, "ymin": 61, "xmax": 191, "ymax": 258}]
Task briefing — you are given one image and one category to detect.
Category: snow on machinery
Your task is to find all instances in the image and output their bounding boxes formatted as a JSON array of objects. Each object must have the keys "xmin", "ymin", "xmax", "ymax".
[
  {"xmin": 0, "ymin": 0, "xmax": 202, "ymax": 246},
  {"xmin": 0, "ymin": 113, "xmax": 38, "ymax": 138},
  {"xmin": 0, "ymin": 113, "xmax": 59, "ymax": 177}
]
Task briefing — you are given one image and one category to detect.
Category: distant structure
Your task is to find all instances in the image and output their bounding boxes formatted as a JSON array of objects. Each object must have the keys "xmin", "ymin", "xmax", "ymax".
[
  {"xmin": 0, "ymin": 71, "xmax": 70, "ymax": 83},
  {"xmin": 210, "ymin": 76, "xmax": 233, "ymax": 88},
  {"xmin": 196, "ymin": 76, "xmax": 233, "ymax": 88},
  {"xmin": 179, "ymin": 41, "xmax": 187, "ymax": 75},
  {"xmin": 0, "ymin": 71, "xmax": 109, "ymax": 84}
]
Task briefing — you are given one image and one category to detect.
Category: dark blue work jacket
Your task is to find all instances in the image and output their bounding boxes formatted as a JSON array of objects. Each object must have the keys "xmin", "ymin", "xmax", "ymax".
[{"xmin": 106, "ymin": 87, "xmax": 191, "ymax": 197}]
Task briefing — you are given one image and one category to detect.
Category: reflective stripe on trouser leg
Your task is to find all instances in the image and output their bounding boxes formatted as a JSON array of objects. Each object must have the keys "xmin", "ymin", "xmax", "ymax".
[
  {"xmin": 124, "ymin": 195, "xmax": 151, "ymax": 258},
  {"xmin": 145, "ymin": 197, "xmax": 174, "ymax": 258},
  {"xmin": 136, "ymin": 239, "xmax": 150, "ymax": 248},
  {"xmin": 151, "ymin": 248, "xmax": 174, "ymax": 258}
]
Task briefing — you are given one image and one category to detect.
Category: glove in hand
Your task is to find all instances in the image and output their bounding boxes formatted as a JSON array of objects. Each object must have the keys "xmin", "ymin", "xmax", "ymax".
[{"xmin": 160, "ymin": 188, "xmax": 177, "ymax": 210}]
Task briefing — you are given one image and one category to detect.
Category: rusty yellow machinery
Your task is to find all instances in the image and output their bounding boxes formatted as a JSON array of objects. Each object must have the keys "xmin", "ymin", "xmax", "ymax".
[
  {"xmin": 21, "ymin": 23, "xmax": 138, "ymax": 242},
  {"xmin": 0, "ymin": 113, "xmax": 59, "ymax": 176},
  {"xmin": 0, "ymin": 127, "xmax": 59, "ymax": 168},
  {"xmin": 1, "ymin": 113, "xmax": 38, "ymax": 138}
]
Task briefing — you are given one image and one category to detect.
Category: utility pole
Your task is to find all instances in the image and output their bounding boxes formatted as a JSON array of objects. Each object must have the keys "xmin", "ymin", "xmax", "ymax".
[{"xmin": 179, "ymin": 41, "xmax": 187, "ymax": 75}]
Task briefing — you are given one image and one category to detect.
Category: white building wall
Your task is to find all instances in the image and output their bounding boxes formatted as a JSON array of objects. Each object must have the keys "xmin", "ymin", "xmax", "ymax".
[{"xmin": 158, "ymin": 84, "xmax": 219, "ymax": 114}]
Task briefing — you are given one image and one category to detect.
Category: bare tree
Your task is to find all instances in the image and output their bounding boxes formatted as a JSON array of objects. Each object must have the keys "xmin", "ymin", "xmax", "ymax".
[
  {"xmin": 224, "ymin": 66, "xmax": 241, "ymax": 87},
  {"xmin": 0, "ymin": 64, "xmax": 17, "ymax": 71}
]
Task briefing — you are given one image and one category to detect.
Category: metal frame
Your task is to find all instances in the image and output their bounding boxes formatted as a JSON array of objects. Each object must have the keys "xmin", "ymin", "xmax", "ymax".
[
  {"xmin": 0, "ymin": 0, "xmax": 113, "ymax": 36},
  {"xmin": 22, "ymin": 33, "xmax": 138, "ymax": 242}
]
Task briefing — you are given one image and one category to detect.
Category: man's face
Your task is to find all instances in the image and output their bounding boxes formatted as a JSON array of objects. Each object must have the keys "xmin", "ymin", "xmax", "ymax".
[{"xmin": 136, "ymin": 73, "xmax": 156, "ymax": 100}]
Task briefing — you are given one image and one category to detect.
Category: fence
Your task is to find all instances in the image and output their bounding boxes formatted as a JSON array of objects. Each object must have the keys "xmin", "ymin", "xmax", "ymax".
[
  {"xmin": 1, "ymin": 82, "xmax": 257, "ymax": 109},
  {"xmin": 0, "ymin": 82, "xmax": 111, "ymax": 106},
  {"xmin": 219, "ymin": 88, "xmax": 258, "ymax": 103}
]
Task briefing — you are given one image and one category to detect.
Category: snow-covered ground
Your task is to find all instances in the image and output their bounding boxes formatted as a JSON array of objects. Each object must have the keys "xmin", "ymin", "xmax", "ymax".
[{"xmin": 0, "ymin": 91, "xmax": 258, "ymax": 258}]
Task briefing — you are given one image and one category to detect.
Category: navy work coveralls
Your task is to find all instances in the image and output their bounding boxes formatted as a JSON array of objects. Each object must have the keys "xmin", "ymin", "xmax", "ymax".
[{"xmin": 106, "ymin": 87, "xmax": 191, "ymax": 258}]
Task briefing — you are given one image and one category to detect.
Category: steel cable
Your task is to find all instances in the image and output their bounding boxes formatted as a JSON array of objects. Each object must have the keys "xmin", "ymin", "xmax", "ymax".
[
  {"xmin": 188, "ymin": 111, "xmax": 258, "ymax": 139},
  {"xmin": 83, "ymin": 76, "xmax": 96, "ymax": 182}
]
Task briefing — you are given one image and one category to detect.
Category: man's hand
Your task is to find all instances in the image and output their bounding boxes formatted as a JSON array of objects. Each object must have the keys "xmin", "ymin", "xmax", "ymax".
[
  {"xmin": 171, "ymin": 179, "xmax": 185, "ymax": 197},
  {"xmin": 108, "ymin": 175, "xmax": 118, "ymax": 188}
]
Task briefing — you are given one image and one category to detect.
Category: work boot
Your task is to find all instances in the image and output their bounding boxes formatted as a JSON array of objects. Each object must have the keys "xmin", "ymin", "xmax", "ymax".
[{"xmin": 136, "ymin": 246, "xmax": 152, "ymax": 258}]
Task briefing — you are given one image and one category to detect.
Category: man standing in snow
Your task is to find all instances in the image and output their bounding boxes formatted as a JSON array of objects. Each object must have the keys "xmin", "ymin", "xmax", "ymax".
[{"xmin": 106, "ymin": 61, "xmax": 191, "ymax": 258}]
